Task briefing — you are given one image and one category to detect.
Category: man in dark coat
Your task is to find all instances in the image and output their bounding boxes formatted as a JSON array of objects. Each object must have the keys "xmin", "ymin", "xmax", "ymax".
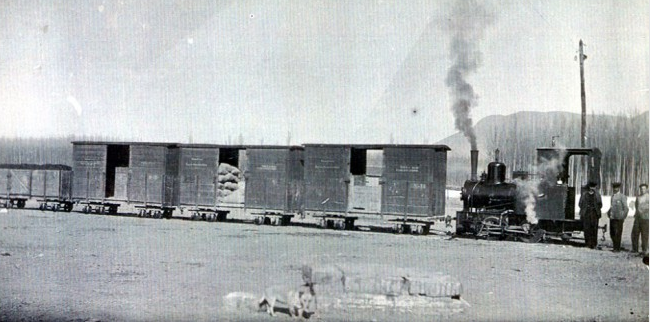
[
  {"xmin": 607, "ymin": 182, "xmax": 629, "ymax": 252},
  {"xmin": 632, "ymin": 183, "xmax": 649, "ymax": 256},
  {"xmin": 579, "ymin": 182, "xmax": 603, "ymax": 249}
]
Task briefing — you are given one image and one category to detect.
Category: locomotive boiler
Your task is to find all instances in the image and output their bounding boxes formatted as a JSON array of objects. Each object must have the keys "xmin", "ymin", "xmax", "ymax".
[{"xmin": 455, "ymin": 150, "xmax": 527, "ymax": 237}]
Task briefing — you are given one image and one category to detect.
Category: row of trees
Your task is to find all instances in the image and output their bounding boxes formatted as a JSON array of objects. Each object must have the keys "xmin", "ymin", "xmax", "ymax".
[
  {"xmin": 0, "ymin": 135, "xmax": 125, "ymax": 166},
  {"xmin": 1, "ymin": 111, "xmax": 647, "ymax": 196},
  {"xmin": 479, "ymin": 111, "xmax": 648, "ymax": 196},
  {"xmin": 0, "ymin": 136, "xmax": 73, "ymax": 165}
]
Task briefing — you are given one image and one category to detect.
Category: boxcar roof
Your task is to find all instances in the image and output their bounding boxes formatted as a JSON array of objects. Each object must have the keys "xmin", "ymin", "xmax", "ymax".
[
  {"xmin": 302, "ymin": 143, "xmax": 451, "ymax": 151},
  {"xmin": 243, "ymin": 145, "xmax": 304, "ymax": 150},
  {"xmin": 71, "ymin": 141, "xmax": 178, "ymax": 147},
  {"xmin": 176, "ymin": 144, "xmax": 302, "ymax": 150},
  {"xmin": 71, "ymin": 141, "xmax": 446, "ymax": 151}
]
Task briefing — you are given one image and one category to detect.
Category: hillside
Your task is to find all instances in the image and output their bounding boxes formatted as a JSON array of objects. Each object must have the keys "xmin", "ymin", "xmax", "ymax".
[{"xmin": 439, "ymin": 111, "xmax": 650, "ymax": 194}]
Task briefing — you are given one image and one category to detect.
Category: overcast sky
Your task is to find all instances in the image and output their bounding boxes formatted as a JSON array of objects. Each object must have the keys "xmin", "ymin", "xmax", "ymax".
[{"xmin": 0, "ymin": 0, "xmax": 648, "ymax": 145}]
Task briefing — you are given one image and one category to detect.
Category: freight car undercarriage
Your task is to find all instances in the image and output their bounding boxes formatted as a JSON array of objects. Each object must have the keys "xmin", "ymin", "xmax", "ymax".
[
  {"xmin": 456, "ymin": 210, "xmax": 592, "ymax": 243},
  {"xmin": 1, "ymin": 197, "xmax": 27, "ymax": 209}
]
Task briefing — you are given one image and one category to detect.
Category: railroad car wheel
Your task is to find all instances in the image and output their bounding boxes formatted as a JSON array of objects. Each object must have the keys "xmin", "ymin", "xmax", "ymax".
[
  {"xmin": 344, "ymin": 219, "xmax": 355, "ymax": 230},
  {"xmin": 422, "ymin": 225, "xmax": 431, "ymax": 236},
  {"xmin": 254, "ymin": 216, "xmax": 263, "ymax": 225},
  {"xmin": 64, "ymin": 203, "xmax": 73, "ymax": 212},
  {"xmin": 217, "ymin": 212, "xmax": 227, "ymax": 221},
  {"xmin": 478, "ymin": 217, "xmax": 501, "ymax": 237},
  {"xmin": 17, "ymin": 200, "xmax": 26, "ymax": 208},
  {"xmin": 529, "ymin": 228, "xmax": 545, "ymax": 243},
  {"xmin": 560, "ymin": 233, "xmax": 572, "ymax": 242},
  {"xmin": 39, "ymin": 204, "xmax": 45, "ymax": 211},
  {"xmin": 52, "ymin": 204, "xmax": 60, "ymax": 212},
  {"xmin": 163, "ymin": 209, "xmax": 173, "ymax": 219},
  {"xmin": 153, "ymin": 211, "xmax": 162, "ymax": 219}
]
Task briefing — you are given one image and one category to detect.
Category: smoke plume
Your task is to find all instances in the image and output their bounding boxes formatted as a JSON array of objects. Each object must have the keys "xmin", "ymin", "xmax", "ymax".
[
  {"xmin": 445, "ymin": 0, "xmax": 495, "ymax": 150},
  {"xmin": 515, "ymin": 178, "xmax": 539, "ymax": 224}
]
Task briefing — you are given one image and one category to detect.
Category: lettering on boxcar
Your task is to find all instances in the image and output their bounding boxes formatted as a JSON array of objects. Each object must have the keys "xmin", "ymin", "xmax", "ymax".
[{"xmin": 396, "ymin": 165, "xmax": 420, "ymax": 173}]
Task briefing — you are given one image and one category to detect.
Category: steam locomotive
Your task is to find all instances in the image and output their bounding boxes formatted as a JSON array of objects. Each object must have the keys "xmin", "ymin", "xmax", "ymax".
[{"xmin": 455, "ymin": 147, "xmax": 602, "ymax": 242}]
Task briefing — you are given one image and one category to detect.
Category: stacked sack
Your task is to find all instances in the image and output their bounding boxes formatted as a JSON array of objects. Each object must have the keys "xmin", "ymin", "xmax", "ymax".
[{"xmin": 218, "ymin": 163, "xmax": 242, "ymax": 197}]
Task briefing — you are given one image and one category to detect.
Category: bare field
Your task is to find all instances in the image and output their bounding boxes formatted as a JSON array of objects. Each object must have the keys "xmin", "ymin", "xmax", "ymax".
[{"xmin": 0, "ymin": 207, "xmax": 648, "ymax": 322}]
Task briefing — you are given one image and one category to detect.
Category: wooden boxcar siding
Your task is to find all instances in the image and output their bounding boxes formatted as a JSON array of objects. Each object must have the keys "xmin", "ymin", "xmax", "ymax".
[
  {"xmin": 0, "ymin": 169, "xmax": 32, "ymax": 196},
  {"xmin": 165, "ymin": 147, "xmax": 180, "ymax": 206},
  {"xmin": 1, "ymin": 168, "xmax": 72, "ymax": 200},
  {"xmin": 72, "ymin": 144, "xmax": 107, "ymax": 200},
  {"xmin": 303, "ymin": 146, "xmax": 350, "ymax": 212},
  {"xmin": 382, "ymin": 148, "xmax": 447, "ymax": 217},
  {"xmin": 178, "ymin": 147, "xmax": 219, "ymax": 207},
  {"xmin": 31, "ymin": 170, "xmax": 72, "ymax": 200},
  {"xmin": 127, "ymin": 145, "xmax": 178, "ymax": 206},
  {"xmin": 113, "ymin": 167, "xmax": 129, "ymax": 200},
  {"xmin": 245, "ymin": 148, "xmax": 304, "ymax": 213}
]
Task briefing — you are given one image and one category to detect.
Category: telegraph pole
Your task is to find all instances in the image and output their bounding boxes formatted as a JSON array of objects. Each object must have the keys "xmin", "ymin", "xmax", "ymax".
[{"xmin": 579, "ymin": 40, "xmax": 587, "ymax": 147}]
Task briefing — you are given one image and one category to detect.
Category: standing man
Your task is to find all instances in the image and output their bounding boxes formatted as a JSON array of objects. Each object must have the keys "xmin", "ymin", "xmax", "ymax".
[
  {"xmin": 631, "ymin": 183, "xmax": 649, "ymax": 256},
  {"xmin": 579, "ymin": 182, "xmax": 602, "ymax": 249},
  {"xmin": 607, "ymin": 182, "xmax": 628, "ymax": 252}
]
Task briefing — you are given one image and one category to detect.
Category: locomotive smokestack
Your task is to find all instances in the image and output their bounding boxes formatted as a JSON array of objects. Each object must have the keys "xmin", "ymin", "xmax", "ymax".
[{"xmin": 471, "ymin": 149, "xmax": 478, "ymax": 181}]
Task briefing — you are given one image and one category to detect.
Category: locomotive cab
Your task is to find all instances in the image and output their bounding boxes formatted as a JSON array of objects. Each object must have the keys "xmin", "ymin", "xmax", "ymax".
[{"xmin": 534, "ymin": 148, "xmax": 602, "ymax": 234}]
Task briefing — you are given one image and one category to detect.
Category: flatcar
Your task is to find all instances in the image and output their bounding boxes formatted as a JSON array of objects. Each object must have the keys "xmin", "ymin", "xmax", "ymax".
[{"xmin": 455, "ymin": 147, "xmax": 602, "ymax": 242}]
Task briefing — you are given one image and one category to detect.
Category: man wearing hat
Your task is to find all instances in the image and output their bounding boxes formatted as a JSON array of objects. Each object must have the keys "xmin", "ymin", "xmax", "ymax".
[
  {"xmin": 607, "ymin": 182, "xmax": 628, "ymax": 252},
  {"xmin": 579, "ymin": 182, "xmax": 602, "ymax": 249},
  {"xmin": 631, "ymin": 183, "xmax": 649, "ymax": 256}
]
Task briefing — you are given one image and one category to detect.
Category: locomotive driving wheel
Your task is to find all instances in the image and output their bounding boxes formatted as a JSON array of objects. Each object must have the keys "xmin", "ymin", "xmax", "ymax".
[{"xmin": 478, "ymin": 216, "xmax": 503, "ymax": 238}]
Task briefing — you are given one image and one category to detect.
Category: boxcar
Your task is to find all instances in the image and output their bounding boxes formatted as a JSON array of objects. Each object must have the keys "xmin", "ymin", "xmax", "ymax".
[
  {"xmin": 302, "ymin": 144, "xmax": 450, "ymax": 233},
  {"xmin": 176, "ymin": 144, "xmax": 245, "ymax": 221},
  {"xmin": 244, "ymin": 146, "xmax": 304, "ymax": 225},
  {"xmin": 72, "ymin": 141, "xmax": 178, "ymax": 217},
  {"xmin": 0, "ymin": 164, "xmax": 73, "ymax": 211}
]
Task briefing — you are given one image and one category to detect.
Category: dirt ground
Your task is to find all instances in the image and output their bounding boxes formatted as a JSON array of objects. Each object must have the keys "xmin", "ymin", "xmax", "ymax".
[{"xmin": 0, "ymin": 202, "xmax": 648, "ymax": 322}]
